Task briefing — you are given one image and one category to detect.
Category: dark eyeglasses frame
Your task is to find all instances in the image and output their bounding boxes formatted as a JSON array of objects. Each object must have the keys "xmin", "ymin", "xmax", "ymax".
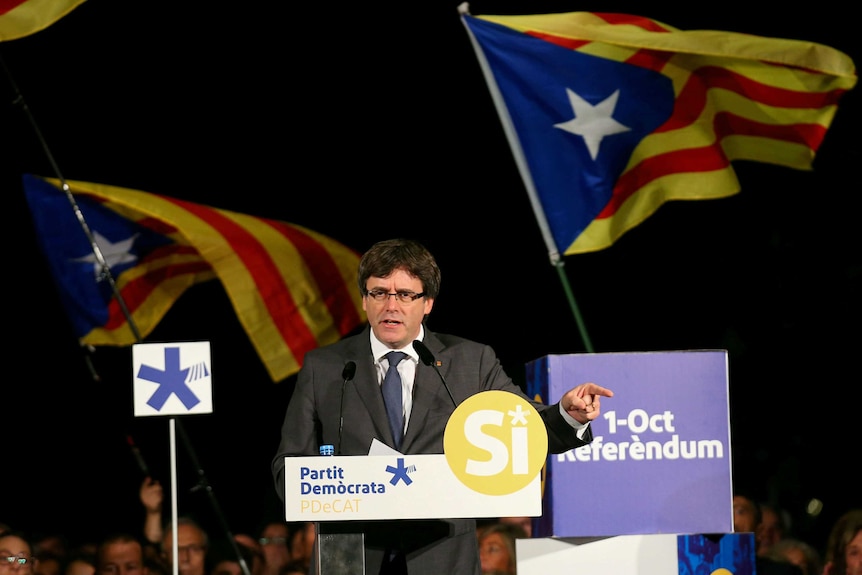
[{"xmin": 364, "ymin": 289, "xmax": 426, "ymax": 303}]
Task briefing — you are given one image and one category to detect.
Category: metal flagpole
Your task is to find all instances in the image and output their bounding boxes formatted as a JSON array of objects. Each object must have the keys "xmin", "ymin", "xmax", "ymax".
[
  {"xmin": 2, "ymin": 54, "xmax": 141, "ymax": 342},
  {"xmin": 458, "ymin": 4, "xmax": 594, "ymax": 352}
]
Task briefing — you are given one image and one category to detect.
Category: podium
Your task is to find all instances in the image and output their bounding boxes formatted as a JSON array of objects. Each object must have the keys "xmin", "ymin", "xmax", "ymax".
[
  {"xmin": 278, "ymin": 352, "xmax": 742, "ymax": 574},
  {"xmin": 283, "ymin": 452, "xmax": 542, "ymax": 574}
]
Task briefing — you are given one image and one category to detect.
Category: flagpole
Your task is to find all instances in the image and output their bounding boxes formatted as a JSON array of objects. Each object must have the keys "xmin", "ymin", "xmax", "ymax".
[
  {"xmin": 459, "ymin": 5, "xmax": 594, "ymax": 353},
  {"xmin": 2, "ymin": 54, "xmax": 142, "ymax": 341},
  {"xmin": 551, "ymin": 260, "xmax": 594, "ymax": 353},
  {"xmin": 4, "ymin": 54, "xmax": 252, "ymax": 575}
]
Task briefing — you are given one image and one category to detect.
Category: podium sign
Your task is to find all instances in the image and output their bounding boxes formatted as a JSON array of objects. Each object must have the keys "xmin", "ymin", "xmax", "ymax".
[
  {"xmin": 284, "ymin": 389, "xmax": 550, "ymax": 523},
  {"xmin": 284, "ymin": 453, "xmax": 541, "ymax": 521},
  {"xmin": 527, "ymin": 351, "xmax": 733, "ymax": 537}
]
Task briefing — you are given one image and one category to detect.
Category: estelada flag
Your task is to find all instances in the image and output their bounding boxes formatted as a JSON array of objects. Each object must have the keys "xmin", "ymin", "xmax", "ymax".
[
  {"xmin": 23, "ymin": 174, "xmax": 364, "ymax": 383},
  {"xmin": 0, "ymin": 0, "xmax": 86, "ymax": 41},
  {"xmin": 461, "ymin": 8, "xmax": 857, "ymax": 257}
]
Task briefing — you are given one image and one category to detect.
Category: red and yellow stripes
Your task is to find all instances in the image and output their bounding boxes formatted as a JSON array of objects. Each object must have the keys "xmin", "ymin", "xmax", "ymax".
[
  {"xmin": 75, "ymin": 193, "xmax": 215, "ymax": 345},
  {"xmin": 48, "ymin": 177, "xmax": 364, "ymax": 383},
  {"xmin": 478, "ymin": 11, "xmax": 856, "ymax": 254},
  {"xmin": 0, "ymin": 0, "xmax": 86, "ymax": 41}
]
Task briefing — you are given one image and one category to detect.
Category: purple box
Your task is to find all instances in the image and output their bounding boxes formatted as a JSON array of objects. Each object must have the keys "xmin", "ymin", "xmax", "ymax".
[{"xmin": 526, "ymin": 351, "xmax": 734, "ymax": 537}]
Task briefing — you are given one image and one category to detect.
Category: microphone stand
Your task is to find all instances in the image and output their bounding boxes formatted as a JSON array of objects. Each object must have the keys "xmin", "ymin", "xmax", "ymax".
[
  {"xmin": 413, "ymin": 340, "xmax": 457, "ymax": 407},
  {"xmin": 178, "ymin": 421, "xmax": 252, "ymax": 575}
]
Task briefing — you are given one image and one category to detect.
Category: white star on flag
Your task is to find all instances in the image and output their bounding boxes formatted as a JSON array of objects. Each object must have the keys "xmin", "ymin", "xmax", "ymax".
[
  {"xmin": 73, "ymin": 231, "xmax": 139, "ymax": 278},
  {"xmin": 554, "ymin": 88, "xmax": 631, "ymax": 160}
]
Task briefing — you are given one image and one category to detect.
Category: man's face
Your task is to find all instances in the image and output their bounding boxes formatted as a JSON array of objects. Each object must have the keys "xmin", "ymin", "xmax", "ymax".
[
  {"xmin": 478, "ymin": 532, "xmax": 512, "ymax": 574},
  {"xmin": 97, "ymin": 542, "xmax": 146, "ymax": 575},
  {"xmin": 0, "ymin": 535, "xmax": 33, "ymax": 575},
  {"xmin": 757, "ymin": 506, "xmax": 783, "ymax": 551},
  {"xmin": 362, "ymin": 269, "xmax": 434, "ymax": 349},
  {"xmin": 163, "ymin": 525, "xmax": 206, "ymax": 575},
  {"xmin": 732, "ymin": 496, "xmax": 758, "ymax": 533},
  {"xmin": 259, "ymin": 524, "xmax": 290, "ymax": 568}
]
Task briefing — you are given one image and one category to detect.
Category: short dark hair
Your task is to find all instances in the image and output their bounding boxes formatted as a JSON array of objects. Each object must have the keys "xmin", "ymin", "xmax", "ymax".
[
  {"xmin": 357, "ymin": 239, "xmax": 441, "ymax": 299},
  {"xmin": 96, "ymin": 533, "xmax": 144, "ymax": 568}
]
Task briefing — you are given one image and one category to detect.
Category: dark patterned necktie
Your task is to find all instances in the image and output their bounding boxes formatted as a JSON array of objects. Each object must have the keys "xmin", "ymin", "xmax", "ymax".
[{"xmin": 382, "ymin": 351, "xmax": 407, "ymax": 450}]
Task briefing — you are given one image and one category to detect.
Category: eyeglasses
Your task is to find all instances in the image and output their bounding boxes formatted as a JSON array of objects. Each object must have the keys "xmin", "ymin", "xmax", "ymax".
[
  {"xmin": 258, "ymin": 537, "xmax": 288, "ymax": 546},
  {"xmin": 2, "ymin": 557, "xmax": 31, "ymax": 567},
  {"xmin": 364, "ymin": 289, "xmax": 426, "ymax": 304}
]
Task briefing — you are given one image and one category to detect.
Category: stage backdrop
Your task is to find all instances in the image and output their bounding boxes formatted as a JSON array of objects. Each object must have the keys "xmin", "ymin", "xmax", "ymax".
[{"xmin": 526, "ymin": 350, "xmax": 734, "ymax": 537}]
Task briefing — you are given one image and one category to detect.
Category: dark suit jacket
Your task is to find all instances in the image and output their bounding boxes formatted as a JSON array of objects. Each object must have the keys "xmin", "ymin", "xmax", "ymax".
[{"xmin": 271, "ymin": 327, "xmax": 593, "ymax": 575}]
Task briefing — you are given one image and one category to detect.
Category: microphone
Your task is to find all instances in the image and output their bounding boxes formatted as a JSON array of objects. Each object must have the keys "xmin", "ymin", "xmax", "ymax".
[
  {"xmin": 337, "ymin": 361, "xmax": 357, "ymax": 455},
  {"xmin": 412, "ymin": 340, "xmax": 457, "ymax": 408}
]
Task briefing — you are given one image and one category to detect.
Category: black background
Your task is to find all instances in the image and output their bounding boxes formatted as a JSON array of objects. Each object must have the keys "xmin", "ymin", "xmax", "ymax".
[{"xmin": 2, "ymin": 0, "xmax": 859, "ymax": 551}]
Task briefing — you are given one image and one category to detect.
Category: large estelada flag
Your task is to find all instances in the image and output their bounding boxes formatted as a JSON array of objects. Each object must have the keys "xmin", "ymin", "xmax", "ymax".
[
  {"xmin": 0, "ymin": 0, "xmax": 86, "ymax": 41},
  {"xmin": 23, "ymin": 174, "xmax": 364, "ymax": 383},
  {"xmin": 460, "ymin": 7, "xmax": 857, "ymax": 258}
]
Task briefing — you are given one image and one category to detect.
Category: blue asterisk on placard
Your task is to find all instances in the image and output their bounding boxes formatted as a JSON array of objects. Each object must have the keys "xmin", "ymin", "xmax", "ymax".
[
  {"xmin": 385, "ymin": 457, "xmax": 412, "ymax": 486},
  {"xmin": 138, "ymin": 347, "xmax": 201, "ymax": 411}
]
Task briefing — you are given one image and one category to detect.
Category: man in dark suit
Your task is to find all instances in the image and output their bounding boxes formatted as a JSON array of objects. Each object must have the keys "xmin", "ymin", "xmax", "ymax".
[{"xmin": 271, "ymin": 238, "xmax": 614, "ymax": 575}]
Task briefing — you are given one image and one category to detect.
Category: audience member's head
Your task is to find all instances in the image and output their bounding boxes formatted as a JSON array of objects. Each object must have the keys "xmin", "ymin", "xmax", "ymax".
[
  {"xmin": 95, "ymin": 534, "xmax": 148, "ymax": 575},
  {"xmin": 208, "ymin": 539, "xmax": 260, "ymax": 575},
  {"xmin": 33, "ymin": 553, "xmax": 61, "ymax": 575},
  {"xmin": 0, "ymin": 531, "xmax": 35, "ymax": 575},
  {"xmin": 255, "ymin": 523, "xmax": 290, "ymax": 575},
  {"xmin": 63, "ymin": 550, "xmax": 96, "ymax": 575},
  {"xmin": 161, "ymin": 518, "xmax": 208, "ymax": 575},
  {"xmin": 733, "ymin": 494, "xmax": 761, "ymax": 534},
  {"xmin": 823, "ymin": 509, "xmax": 862, "ymax": 575},
  {"xmin": 758, "ymin": 503, "xmax": 789, "ymax": 556},
  {"xmin": 33, "ymin": 536, "xmax": 68, "ymax": 563},
  {"xmin": 32, "ymin": 535, "xmax": 71, "ymax": 575},
  {"xmin": 765, "ymin": 538, "xmax": 822, "ymax": 575},
  {"xmin": 477, "ymin": 522, "xmax": 527, "ymax": 575}
]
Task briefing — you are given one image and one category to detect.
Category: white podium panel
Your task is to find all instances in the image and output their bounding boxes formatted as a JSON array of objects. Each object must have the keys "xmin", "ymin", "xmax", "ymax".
[{"xmin": 284, "ymin": 453, "xmax": 540, "ymax": 522}]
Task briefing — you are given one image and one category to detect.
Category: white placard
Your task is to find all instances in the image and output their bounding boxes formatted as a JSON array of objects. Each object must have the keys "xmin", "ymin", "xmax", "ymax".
[
  {"xmin": 284, "ymin": 453, "xmax": 540, "ymax": 521},
  {"xmin": 132, "ymin": 341, "xmax": 213, "ymax": 416}
]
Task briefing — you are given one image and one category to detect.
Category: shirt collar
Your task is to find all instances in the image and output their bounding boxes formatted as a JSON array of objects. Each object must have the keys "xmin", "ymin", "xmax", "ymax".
[{"xmin": 370, "ymin": 325, "xmax": 424, "ymax": 363}]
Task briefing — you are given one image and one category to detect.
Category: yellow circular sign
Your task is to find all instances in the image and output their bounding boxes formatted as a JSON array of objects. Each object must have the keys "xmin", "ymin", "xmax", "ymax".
[{"xmin": 444, "ymin": 390, "xmax": 548, "ymax": 495}]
